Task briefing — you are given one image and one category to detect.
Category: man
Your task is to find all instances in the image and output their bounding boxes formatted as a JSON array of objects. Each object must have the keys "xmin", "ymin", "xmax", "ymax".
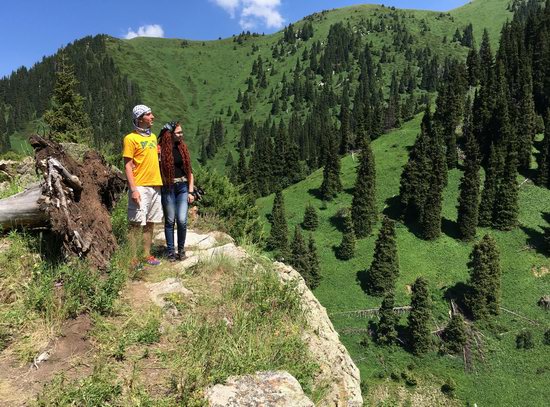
[{"xmin": 122, "ymin": 104, "xmax": 163, "ymax": 265}]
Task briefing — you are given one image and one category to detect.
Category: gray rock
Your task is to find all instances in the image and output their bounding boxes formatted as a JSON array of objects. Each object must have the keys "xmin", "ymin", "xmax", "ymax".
[
  {"xmin": 146, "ymin": 278, "xmax": 193, "ymax": 308},
  {"xmin": 206, "ymin": 371, "xmax": 314, "ymax": 407}
]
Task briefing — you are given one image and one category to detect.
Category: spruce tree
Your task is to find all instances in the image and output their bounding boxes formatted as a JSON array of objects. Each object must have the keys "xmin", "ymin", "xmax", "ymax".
[
  {"xmin": 0, "ymin": 104, "xmax": 9, "ymax": 153},
  {"xmin": 302, "ymin": 203, "xmax": 319, "ymax": 231},
  {"xmin": 306, "ymin": 234, "xmax": 322, "ymax": 289},
  {"xmin": 290, "ymin": 225, "xmax": 309, "ymax": 280},
  {"xmin": 367, "ymin": 217, "xmax": 399, "ymax": 296},
  {"xmin": 407, "ymin": 277, "xmax": 433, "ymax": 356},
  {"xmin": 399, "ymin": 108, "xmax": 431, "ymax": 221},
  {"xmin": 337, "ymin": 209, "xmax": 356, "ymax": 260},
  {"xmin": 351, "ymin": 136, "xmax": 377, "ymax": 238},
  {"xmin": 375, "ymin": 292, "xmax": 399, "ymax": 346},
  {"xmin": 537, "ymin": 110, "xmax": 550, "ymax": 187},
  {"xmin": 442, "ymin": 314, "xmax": 467, "ymax": 354},
  {"xmin": 457, "ymin": 109, "xmax": 481, "ymax": 241},
  {"xmin": 267, "ymin": 191, "xmax": 290, "ymax": 259},
  {"xmin": 43, "ymin": 53, "xmax": 92, "ymax": 144},
  {"xmin": 492, "ymin": 151, "xmax": 519, "ymax": 230},
  {"xmin": 478, "ymin": 144, "xmax": 501, "ymax": 227},
  {"xmin": 320, "ymin": 127, "xmax": 343, "ymax": 201},
  {"xmin": 339, "ymin": 84, "xmax": 352, "ymax": 154},
  {"xmin": 466, "ymin": 234, "xmax": 502, "ymax": 320}
]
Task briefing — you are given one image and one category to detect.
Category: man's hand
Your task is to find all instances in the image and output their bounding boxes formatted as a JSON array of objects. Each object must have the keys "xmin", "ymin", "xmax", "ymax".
[{"xmin": 131, "ymin": 190, "xmax": 141, "ymax": 207}]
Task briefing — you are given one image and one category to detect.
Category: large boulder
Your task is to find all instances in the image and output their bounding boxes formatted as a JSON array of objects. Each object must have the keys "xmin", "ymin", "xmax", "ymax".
[{"xmin": 206, "ymin": 371, "xmax": 314, "ymax": 407}]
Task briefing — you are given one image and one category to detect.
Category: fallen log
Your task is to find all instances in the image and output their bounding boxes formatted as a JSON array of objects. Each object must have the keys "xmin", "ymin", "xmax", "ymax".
[{"xmin": 0, "ymin": 135, "xmax": 126, "ymax": 269}]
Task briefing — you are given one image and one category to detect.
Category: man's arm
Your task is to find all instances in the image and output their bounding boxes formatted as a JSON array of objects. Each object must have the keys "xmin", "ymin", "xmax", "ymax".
[{"xmin": 124, "ymin": 157, "xmax": 141, "ymax": 207}]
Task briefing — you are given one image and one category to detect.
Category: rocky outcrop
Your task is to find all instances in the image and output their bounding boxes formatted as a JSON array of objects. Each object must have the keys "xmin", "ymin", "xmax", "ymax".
[
  {"xmin": 152, "ymin": 230, "xmax": 363, "ymax": 406},
  {"xmin": 274, "ymin": 262, "xmax": 363, "ymax": 407},
  {"xmin": 206, "ymin": 371, "xmax": 315, "ymax": 407}
]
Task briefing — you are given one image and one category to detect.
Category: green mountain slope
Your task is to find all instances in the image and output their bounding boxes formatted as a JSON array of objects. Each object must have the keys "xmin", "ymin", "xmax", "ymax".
[
  {"xmin": 105, "ymin": 0, "xmax": 513, "ymax": 170},
  {"xmin": 256, "ymin": 113, "xmax": 550, "ymax": 406}
]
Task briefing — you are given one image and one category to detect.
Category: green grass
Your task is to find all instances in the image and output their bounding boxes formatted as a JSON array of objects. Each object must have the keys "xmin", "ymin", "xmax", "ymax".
[
  {"xmin": 256, "ymin": 114, "xmax": 550, "ymax": 406},
  {"xmin": 36, "ymin": 254, "xmax": 319, "ymax": 406}
]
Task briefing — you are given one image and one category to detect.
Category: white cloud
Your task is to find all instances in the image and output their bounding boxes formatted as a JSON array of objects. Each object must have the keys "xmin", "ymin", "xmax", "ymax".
[
  {"xmin": 124, "ymin": 24, "xmax": 165, "ymax": 40},
  {"xmin": 212, "ymin": 0, "xmax": 284, "ymax": 30},
  {"xmin": 212, "ymin": 0, "xmax": 240, "ymax": 18}
]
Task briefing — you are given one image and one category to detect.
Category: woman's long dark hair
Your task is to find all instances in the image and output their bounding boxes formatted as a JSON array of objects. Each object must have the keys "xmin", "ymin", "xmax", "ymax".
[{"xmin": 158, "ymin": 123, "xmax": 192, "ymax": 186}]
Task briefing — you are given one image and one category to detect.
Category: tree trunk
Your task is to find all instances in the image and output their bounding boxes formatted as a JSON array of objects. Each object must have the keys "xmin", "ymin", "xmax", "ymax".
[{"xmin": 0, "ymin": 183, "xmax": 48, "ymax": 229}]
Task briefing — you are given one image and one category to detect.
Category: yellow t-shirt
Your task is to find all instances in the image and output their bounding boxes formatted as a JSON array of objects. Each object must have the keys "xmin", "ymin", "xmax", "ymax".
[{"xmin": 122, "ymin": 131, "xmax": 163, "ymax": 186}]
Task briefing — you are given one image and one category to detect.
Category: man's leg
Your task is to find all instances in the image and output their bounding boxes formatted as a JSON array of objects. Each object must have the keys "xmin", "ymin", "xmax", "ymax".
[
  {"xmin": 143, "ymin": 222, "xmax": 155, "ymax": 257},
  {"xmin": 128, "ymin": 223, "xmax": 143, "ymax": 263}
]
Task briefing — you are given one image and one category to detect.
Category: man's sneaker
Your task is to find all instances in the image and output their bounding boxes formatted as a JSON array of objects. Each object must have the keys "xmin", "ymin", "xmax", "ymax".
[{"xmin": 145, "ymin": 255, "xmax": 161, "ymax": 266}]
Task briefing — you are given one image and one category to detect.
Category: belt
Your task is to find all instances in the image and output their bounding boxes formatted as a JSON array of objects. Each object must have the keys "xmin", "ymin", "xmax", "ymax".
[{"xmin": 173, "ymin": 176, "xmax": 187, "ymax": 183}]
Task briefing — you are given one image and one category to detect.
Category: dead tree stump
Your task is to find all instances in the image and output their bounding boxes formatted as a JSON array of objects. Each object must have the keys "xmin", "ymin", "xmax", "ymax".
[{"xmin": 0, "ymin": 135, "xmax": 126, "ymax": 269}]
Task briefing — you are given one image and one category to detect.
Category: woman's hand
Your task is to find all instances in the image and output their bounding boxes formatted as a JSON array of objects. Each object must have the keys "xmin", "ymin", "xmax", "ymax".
[{"xmin": 188, "ymin": 193, "xmax": 195, "ymax": 204}]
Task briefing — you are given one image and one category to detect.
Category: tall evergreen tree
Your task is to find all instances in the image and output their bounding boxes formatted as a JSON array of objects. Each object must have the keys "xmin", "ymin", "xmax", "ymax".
[
  {"xmin": 302, "ymin": 203, "xmax": 319, "ymax": 231},
  {"xmin": 43, "ymin": 53, "xmax": 92, "ymax": 144},
  {"xmin": 457, "ymin": 107, "xmax": 481, "ymax": 240},
  {"xmin": 320, "ymin": 126, "xmax": 343, "ymax": 201},
  {"xmin": 375, "ymin": 292, "xmax": 399, "ymax": 346},
  {"xmin": 466, "ymin": 234, "xmax": 502, "ymax": 320},
  {"xmin": 537, "ymin": 111, "xmax": 550, "ymax": 187},
  {"xmin": 478, "ymin": 144, "xmax": 501, "ymax": 227},
  {"xmin": 267, "ymin": 190, "xmax": 290, "ymax": 259},
  {"xmin": 351, "ymin": 136, "xmax": 377, "ymax": 238},
  {"xmin": 442, "ymin": 314, "xmax": 467, "ymax": 354},
  {"xmin": 306, "ymin": 234, "xmax": 322, "ymax": 289},
  {"xmin": 492, "ymin": 151, "xmax": 519, "ymax": 230},
  {"xmin": 0, "ymin": 104, "xmax": 10, "ymax": 153},
  {"xmin": 290, "ymin": 225, "xmax": 309, "ymax": 280},
  {"xmin": 367, "ymin": 217, "xmax": 399, "ymax": 296},
  {"xmin": 337, "ymin": 209, "xmax": 356, "ymax": 260},
  {"xmin": 339, "ymin": 83, "xmax": 352, "ymax": 154},
  {"xmin": 407, "ymin": 277, "xmax": 433, "ymax": 356}
]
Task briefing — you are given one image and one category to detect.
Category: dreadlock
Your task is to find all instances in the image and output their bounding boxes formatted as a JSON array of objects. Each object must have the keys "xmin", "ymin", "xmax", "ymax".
[{"xmin": 158, "ymin": 124, "xmax": 192, "ymax": 186}]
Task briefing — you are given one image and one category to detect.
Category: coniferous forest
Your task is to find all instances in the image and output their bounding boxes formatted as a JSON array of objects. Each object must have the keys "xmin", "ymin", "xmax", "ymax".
[{"xmin": 1, "ymin": 0, "xmax": 550, "ymax": 405}]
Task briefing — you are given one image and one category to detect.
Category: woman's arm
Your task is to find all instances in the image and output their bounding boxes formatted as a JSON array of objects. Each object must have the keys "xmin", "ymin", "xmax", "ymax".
[{"xmin": 188, "ymin": 173, "xmax": 195, "ymax": 204}]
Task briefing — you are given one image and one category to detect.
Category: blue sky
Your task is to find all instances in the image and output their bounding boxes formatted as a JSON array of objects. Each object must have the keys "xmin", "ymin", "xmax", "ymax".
[{"xmin": 2, "ymin": 0, "xmax": 469, "ymax": 78}]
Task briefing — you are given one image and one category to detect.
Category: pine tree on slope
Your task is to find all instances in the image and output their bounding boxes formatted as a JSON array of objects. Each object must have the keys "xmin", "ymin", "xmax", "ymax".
[
  {"xmin": 351, "ymin": 136, "xmax": 377, "ymax": 238},
  {"xmin": 367, "ymin": 217, "xmax": 399, "ymax": 296},
  {"xmin": 407, "ymin": 277, "xmax": 433, "ymax": 356},
  {"xmin": 466, "ymin": 234, "xmax": 502, "ymax": 320}
]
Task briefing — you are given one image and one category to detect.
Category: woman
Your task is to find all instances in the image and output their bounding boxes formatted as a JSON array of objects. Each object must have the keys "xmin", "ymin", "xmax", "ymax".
[{"xmin": 158, "ymin": 121, "xmax": 194, "ymax": 261}]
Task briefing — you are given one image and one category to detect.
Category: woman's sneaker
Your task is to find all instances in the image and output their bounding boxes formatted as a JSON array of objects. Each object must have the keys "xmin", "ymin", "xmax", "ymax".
[
  {"xmin": 145, "ymin": 255, "xmax": 161, "ymax": 266},
  {"xmin": 176, "ymin": 251, "xmax": 188, "ymax": 261},
  {"xmin": 166, "ymin": 252, "xmax": 177, "ymax": 262}
]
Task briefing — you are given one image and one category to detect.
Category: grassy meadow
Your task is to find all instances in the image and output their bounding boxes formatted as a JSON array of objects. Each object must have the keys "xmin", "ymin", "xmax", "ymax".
[{"xmin": 257, "ymin": 114, "xmax": 550, "ymax": 406}]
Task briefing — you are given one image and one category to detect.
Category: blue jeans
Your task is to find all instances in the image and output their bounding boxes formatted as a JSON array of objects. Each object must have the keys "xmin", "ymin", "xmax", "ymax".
[{"xmin": 161, "ymin": 182, "xmax": 188, "ymax": 255}]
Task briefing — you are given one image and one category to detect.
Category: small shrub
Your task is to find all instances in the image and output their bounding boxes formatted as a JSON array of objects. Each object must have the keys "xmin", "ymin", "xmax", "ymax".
[
  {"xmin": 516, "ymin": 330, "xmax": 535, "ymax": 349},
  {"xmin": 390, "ymin": 370, "xmax": 401, "ymax": 381},
  {"xmin": 441, "ymin": 377, "xmax": 457, "ymax": 397},
  {"xmin": 544, "ymin": 329, "xmax": 550, "ymax": 346},
  {"xmin": 402, "ymin": 371, "xmax": 417, "ymax": 386}
]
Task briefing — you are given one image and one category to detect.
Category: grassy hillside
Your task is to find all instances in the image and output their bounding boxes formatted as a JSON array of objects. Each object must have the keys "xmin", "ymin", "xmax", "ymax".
[
  {"xmin": 451, "ymin": 0, "xmax": 514, "ymax": 46},
  {"xmin": 106, "ymin": 0, "xmax": 513, "ymax": 171},
  {"xmin": 257, "ymin": 114, "xmax": 550, "ymax": 405}
]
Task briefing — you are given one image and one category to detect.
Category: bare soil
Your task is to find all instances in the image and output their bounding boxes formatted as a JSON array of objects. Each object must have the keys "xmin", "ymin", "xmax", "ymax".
[{"xmin": 0, "ymin": 315, "xmax": 93, "ymax": 407}]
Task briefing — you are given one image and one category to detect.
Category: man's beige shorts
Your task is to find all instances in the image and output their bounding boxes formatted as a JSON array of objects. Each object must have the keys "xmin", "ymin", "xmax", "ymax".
[{"xmin": 127, "ymin": 186, "xmax": 162, "ymax": 225}]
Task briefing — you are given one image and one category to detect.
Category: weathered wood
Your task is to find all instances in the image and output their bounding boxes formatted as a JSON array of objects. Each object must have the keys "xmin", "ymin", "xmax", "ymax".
[{"xmin": 0, "ymin": 183, "xmax": 48, "ymax": 229}]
